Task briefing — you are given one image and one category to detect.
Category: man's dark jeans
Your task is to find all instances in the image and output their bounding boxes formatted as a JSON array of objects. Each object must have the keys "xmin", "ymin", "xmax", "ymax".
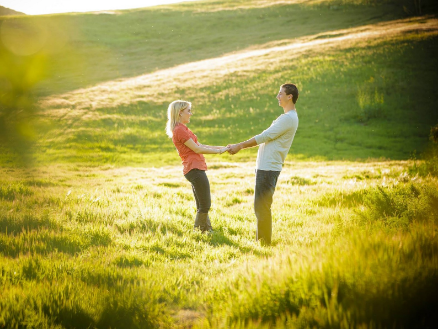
[
  {"xmin": 254, "ymin": 169, "xmax": 280, "ymax": 245},
  {"xmin": 184, "ymin": 169, "xmax": 211, "ymax": 214}
]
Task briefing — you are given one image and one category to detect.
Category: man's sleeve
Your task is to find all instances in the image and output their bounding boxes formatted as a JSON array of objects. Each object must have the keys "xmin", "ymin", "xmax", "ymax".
[{"xmin": 254, "ymin": 115, "xmax": 293, "ymax": 144}]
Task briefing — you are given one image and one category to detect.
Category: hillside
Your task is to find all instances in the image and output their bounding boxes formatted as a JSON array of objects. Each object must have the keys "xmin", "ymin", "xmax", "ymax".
[
  {"xmin": 0, "ymin": 0, "xmax": 437, "ymax": 166},
  {"xmin": 0, "ymin": 5, "xmax": 25, "ymax": 16},
  {"xmin": 0, "ymin": 1, "xmax": 406, "ymax": 97}
]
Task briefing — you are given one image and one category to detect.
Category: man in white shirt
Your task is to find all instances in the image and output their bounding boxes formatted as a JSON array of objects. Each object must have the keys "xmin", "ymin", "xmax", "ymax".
[{"xmin": 228, "ymin": 83, "xmax": 299, "ymax": 245}]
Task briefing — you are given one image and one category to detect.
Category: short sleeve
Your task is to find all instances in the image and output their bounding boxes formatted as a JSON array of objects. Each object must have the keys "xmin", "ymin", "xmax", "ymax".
[{"xmin": 174, "ymin": 126, "xmax": 191, "ymax": 144}]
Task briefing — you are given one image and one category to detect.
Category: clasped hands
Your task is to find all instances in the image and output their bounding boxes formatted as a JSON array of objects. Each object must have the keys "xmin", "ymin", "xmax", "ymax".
[{"xmin": 218, "ymin": 144, "xmax": 241, "ymax": 155}]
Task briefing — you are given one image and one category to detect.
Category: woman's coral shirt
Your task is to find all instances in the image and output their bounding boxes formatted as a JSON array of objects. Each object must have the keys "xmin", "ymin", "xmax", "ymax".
[{"xmin": 172, "ymin": 124, "xmax": 207, "ymax": 175}]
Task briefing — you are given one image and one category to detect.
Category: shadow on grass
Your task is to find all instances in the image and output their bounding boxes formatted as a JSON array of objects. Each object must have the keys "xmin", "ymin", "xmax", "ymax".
[
  {"xmin": 0, "ymin": 221, "xmax": 112, "ymax": 258},
  {"xmin": 116, "ymin": 218, "xmax": 188, "ymax": 238},
  {"xmin": 209, "ymin": 230, "xmax": 266, "ymax": 256},
  {"xmin": 0, "ymin": 214, "xmax": 60, "ymax": 234},
  {"xmin": 49, "ymin": 306, "xmax": 95, "ymax": 329},
  {"xmin": 0, "ymin": 232, "xmax": 84, "ymax": 258}
]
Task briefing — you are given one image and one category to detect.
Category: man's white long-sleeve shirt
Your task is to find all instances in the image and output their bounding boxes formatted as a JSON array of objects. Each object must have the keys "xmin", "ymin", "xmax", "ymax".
[{"xmin": 254, "ymin": 110, "xmax": 299, "ymax": 171}]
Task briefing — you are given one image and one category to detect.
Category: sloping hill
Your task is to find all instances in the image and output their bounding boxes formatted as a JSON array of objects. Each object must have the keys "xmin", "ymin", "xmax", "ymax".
[
  {"xmin": 0, "ymin": 0, "xmax": 404, "ymax": 97},
  {"xmin": 0, "ymin": 5, "xmax": 25, "ymax": 16},
  {"xmin": 37, "ymin": 15, "xmax": 438, "ymax": 165},
  {"xmin": 1, "ymin": 0, "xmax": 437, "ymax": 166}
]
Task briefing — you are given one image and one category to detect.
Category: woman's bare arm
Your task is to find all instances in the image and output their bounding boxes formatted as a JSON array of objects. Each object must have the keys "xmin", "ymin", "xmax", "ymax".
[
  {"xmin": 199, "ymin": 144, "xmax": 225, "ymax": 150},
  {"xmin": 184, "ymin": 139, "xmax": 228, "ymax": 154}
]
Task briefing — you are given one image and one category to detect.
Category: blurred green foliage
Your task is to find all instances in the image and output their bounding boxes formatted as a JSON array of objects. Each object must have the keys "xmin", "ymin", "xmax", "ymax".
[
  {"xmin": 0, "ymin": 18, "xmax": 47, "ymax": 164},
  {"xmin": 0, "ymin": 17, "xmax": 75, "ymax": 165}
]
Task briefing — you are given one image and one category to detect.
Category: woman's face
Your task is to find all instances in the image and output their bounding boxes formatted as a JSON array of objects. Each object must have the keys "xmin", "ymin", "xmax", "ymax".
[{"xmin": 179, "ymin": 106, "xmax": 192, "ymax": 124}]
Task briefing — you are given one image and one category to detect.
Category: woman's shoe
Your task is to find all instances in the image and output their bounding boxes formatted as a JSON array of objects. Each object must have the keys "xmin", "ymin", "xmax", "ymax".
[
  {"xmin": 206, "ymin": 215, "xmax": 214, "ymax": 233},
  {"xmin": 194, "ymin": 212, "xmax": 209, "ymax": 233}
]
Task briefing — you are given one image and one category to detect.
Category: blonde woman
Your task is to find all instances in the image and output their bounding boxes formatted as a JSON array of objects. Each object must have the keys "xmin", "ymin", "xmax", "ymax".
[{"xmin": 166, "ymin": 100, "xmax": 228, "ymax": 233}]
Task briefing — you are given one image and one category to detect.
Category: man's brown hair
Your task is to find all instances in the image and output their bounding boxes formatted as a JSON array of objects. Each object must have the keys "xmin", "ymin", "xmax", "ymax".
[{"xmin": 281, "ymin": 83, "xmax": 299, "ymax": 104}]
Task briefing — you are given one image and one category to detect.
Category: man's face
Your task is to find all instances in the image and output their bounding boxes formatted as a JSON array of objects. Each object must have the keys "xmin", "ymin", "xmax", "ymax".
[{"xmin": 276, "ymin": 88, "xmax": 291, "ymax": 107}]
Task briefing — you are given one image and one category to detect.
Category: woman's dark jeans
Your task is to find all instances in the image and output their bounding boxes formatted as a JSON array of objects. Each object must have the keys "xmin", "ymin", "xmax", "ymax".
[
  {"xmin": 184, "ymin": 169, "xmax": 211, "ymax": 214},
  {"xmin": 254, "ymin": 169, "xmax": 280, "ymax": 245}
]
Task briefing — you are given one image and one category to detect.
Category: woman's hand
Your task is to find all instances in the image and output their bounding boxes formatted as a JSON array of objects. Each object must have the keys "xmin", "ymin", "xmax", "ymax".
[{"xmin": 218, "ymin": 146, "xmax": 230, "ymax": 154}]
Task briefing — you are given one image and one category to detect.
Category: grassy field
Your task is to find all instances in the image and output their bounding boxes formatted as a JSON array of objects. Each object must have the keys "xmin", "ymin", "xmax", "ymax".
[
  {"xmin": 1, "ymin": 159, "xmax": 438, "ymax": 328},
  {"xmin": 1, "ymin": 0, "xmax": 438, "ymax": 327}
]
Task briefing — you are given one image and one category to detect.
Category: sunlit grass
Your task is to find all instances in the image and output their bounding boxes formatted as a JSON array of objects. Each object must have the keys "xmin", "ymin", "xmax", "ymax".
[{"xmin": 1, "ymin": 159, "xmax": 437, "ymax": 327}]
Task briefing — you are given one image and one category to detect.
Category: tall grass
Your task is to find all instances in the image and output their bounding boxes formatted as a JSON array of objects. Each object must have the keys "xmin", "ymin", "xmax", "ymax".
[
  {"xmin": 204, "ymin": 224, "xmax": 438, "ymax": 328},
  {"xmin": 1, "ymin": 159, "xmax": 437, "ymax": 327},
  {"xmin": 202, "ymin": 179, "xmax": 438, "ymax": 328}
]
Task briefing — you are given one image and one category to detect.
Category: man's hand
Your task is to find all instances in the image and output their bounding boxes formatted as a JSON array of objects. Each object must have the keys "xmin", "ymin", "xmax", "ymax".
[{"xmin": 227, "ymin": 143, "xmax": 241, "ymax": 155}]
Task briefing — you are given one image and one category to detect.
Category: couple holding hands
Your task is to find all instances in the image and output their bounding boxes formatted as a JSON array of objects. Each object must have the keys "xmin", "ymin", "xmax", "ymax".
[{"xmin": 165, "ymin": 83, "xmax": 299, "ymax": 246}]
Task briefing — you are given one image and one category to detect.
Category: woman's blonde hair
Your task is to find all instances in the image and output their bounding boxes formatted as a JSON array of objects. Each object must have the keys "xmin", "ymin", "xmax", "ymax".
[{"xmin": 166, "ymin": 100, "xmax": 191, "ymax": 138}]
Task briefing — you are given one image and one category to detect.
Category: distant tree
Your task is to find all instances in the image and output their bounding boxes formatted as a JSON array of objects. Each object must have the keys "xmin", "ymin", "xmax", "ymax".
[
  {"xmin": 389, "ymin": 0, "xmax": 437, "ymax": 15},
  {"xmin": 339, "ymin": 0, "xmax": 437, "ymax": 15},
  {"xmin": 431, "ymin": 124, "xmax": 438, "ymax": 144}
]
